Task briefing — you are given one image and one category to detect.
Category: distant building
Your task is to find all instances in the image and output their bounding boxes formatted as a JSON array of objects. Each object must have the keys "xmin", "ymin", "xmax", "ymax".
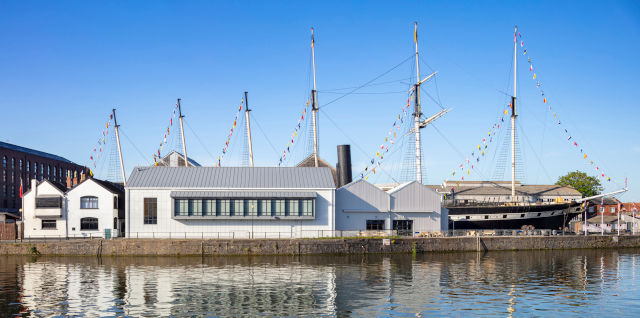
[
  {"xmin": 1, "ymin": 141, "xmax": 86, "ymax": 216},
  {"xmin": 125, "ymin": 166, "xmax": 336, "ymax": 238},
  {"xmin": 154, "ymin": 150, "xmax": 201, "ymax": 167},
  {"xmin": 336, "ymin": 179, "xmax": 447, "ymax": 234}
]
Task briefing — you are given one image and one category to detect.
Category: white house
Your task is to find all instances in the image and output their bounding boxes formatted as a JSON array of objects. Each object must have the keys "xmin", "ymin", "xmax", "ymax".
[
  {"xmin": 335, "ymin": 180, "xmax": 447, "ymax": 235},
  {"xmin": 66, "ymin": 178, "xmax": 124, "ymax": 239},
  {"xmin": 125, "ymin": 166, "xmax": 336, "ymax": 239},
  {"xmin": 22, "ymin": 179, "xmax": 68, "ymax": 238}
]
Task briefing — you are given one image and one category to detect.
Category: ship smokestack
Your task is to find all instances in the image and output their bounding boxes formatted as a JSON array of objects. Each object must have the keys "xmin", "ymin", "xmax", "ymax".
[{"xmin": 336, "ymin": 145, "xmax": 352, "ymax": 188}]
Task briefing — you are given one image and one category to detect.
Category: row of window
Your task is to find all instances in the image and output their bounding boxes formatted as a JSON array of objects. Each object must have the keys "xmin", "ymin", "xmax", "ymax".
[
  {"xmin": 41, "ymin": 218, "xmax": 98, "ymax": 230},
  {"xmin": 365, "ymin": 220, "xmax": 414, "ymax": 232},
  {"xmin": 173, "ymin": 198, "xmax": 314, "ymax": 217},
  {"xmin": 2, "ymin": 156, "xmax": 78, "ymax": 183},
  {"xmin": 3, "ymin": 200, "xmax": 16, "ymax": 208},
  {"xmin": 35, "ymin": 196, "xmax": 118, "ymax": 209}
]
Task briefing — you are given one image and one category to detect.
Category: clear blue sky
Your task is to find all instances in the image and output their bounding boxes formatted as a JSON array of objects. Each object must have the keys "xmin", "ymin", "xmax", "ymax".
[{"xmin": 1, "ymin": 1, "xmax": 639, "ymax": 201}]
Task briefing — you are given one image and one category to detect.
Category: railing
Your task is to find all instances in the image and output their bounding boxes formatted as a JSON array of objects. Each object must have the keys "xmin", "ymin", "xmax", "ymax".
[{"xmin": 14, "ymin": 228, "xmax": 639, "ymax": 243}]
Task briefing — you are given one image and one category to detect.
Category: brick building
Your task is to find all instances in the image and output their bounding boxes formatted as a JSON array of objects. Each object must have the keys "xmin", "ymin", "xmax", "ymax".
[{"xmin": 1, "ymin": 141, "xmax": 87, "ymax": 216}]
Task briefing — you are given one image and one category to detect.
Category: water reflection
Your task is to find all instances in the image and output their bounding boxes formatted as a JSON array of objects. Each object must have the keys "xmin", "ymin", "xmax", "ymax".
[{"xmin": 0, "ymin": 249, "xmax": 639, "ymax": 317}]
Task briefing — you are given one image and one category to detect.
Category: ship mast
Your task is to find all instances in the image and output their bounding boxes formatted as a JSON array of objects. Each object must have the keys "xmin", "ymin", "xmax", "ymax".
[
  {"xmin": 311, "ymin": 28, "xmax": 319, "ymax": 167},
  {"xmin": 113, "ymin": 109, "xmax": 126, "ymax": 186},
  {"xmin": 244, "ymin": 92, "xmax": 254, "ymax": 167},
  {"xmin": 177, "ymin": 99, "xmax": 189, "ymax": 167},
  {"xmin": 414, "ymin": 22, "xmax": 422, "ymax": 183},
  {"xmin": 511, "ymin": 26, "xmax": 517, "ymax": 202}
]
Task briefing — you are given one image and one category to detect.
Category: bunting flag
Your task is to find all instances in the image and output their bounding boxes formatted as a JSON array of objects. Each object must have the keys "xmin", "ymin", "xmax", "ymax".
[
  {"xmin": 217, "ymin": 98, "xmax": 244, "ymax": 166},
  {"xmin": 277, "ymin": 98, "xmax": 313, "ymax": 166},
  {"xmin": 520, "ymin": 29, "xmax": 614, "ymax": 185}
]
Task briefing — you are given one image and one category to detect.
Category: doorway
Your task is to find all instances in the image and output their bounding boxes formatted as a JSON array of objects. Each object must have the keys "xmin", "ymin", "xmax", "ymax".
[{"xmin": 393, "ymin": 220, "xmax": 413, "ymax": 236}]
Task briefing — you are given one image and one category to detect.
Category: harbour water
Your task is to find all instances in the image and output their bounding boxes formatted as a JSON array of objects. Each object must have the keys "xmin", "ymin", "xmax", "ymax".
[{"xmin": 1, "ymin": 249, "xmax": 639, "ymax": 317}]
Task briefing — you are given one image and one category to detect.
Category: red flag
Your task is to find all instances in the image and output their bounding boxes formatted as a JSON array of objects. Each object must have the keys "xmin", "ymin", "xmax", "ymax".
[
  {"xmin": 170, "ymin": 118, "xmax": 172, "ymax": 125},
  {"xmin": 158, "ymin": 150, "xmax": 160, "ymax": 156},
  {"xmin": 19, "ymin": 181, "xmax": 23, "ymax": 198}
]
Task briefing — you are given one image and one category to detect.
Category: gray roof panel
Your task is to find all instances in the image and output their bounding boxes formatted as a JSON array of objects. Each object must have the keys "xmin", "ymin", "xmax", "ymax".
[{"xmin": 127, "ymin": 166, "xmax": 336, "ymax": 189}]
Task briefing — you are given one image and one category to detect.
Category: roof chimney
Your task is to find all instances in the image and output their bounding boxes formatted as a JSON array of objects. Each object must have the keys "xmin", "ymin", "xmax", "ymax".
[{"xmin": 336, "ymin": 145, "xmax": 353, "ymax": 188}]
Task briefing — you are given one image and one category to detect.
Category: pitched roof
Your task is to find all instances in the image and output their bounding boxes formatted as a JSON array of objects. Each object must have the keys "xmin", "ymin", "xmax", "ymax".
[
  {"xmin": 587, "ymin": 215, "xmax": 619, "ymax": 224},
  {"xmin": 23, "ymin": 179, "xmax": 68, "ymax": 197},
  {"xmin": 127, "ymin": 166, "xmax": 336, "ymax": 189},
  {"xmin": 156, "ymin": 150, "xmax": 201, "ymax": 167},
  {"xmin": 0, "ymin": 141, "xmax": 76, "ymax": 164},
  {"xmin": 67, "ymin": 178, "xmax": 124, "ymax": 195},
  {"xmin": 295, "ymin": 154, "xmax": 338, "ymax": 187}
]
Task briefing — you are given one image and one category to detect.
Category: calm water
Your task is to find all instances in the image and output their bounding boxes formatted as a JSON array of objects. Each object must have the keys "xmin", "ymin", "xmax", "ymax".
[{"xmin": 1, "ymin": 249, "xmax": 639, "ymax": 317}]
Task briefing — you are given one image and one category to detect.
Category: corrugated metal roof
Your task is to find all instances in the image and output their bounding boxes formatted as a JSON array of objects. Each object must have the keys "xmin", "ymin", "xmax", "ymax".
[
  {"xmin": 127, "ymin": 166, "xmax": 336, "ymax": 189},
  {"xmin": 171, "ymin": 191, "xmax": 317, "ymax": 198},
  {"xmin": 0, "ymin": 141, "xmax": 75, "ymax": 164}
]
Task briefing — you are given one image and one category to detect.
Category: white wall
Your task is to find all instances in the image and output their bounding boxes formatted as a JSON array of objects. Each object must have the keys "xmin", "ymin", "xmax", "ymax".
[
  {"xmin": 67, "ymin": 179, "xmax": 117, "ymax": 238},
  {"xmin": 126, "ymin": 188, "xmax": 335, "ymax": 238},
  {"xmin": 23, "ymin": 180, "xmax": 67, "ymax": 238}
]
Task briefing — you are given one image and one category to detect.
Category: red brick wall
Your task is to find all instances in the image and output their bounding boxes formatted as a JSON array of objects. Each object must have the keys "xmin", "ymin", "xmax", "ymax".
[{"xmin": 0, "ymin": 223, "xmax": 17, "ymax": 240}]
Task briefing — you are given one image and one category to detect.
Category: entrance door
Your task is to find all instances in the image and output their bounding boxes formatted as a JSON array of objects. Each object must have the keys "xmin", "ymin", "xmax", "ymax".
[{"xmin": 393, "ymin": 220, "xmax": 413, "ymax": 236}]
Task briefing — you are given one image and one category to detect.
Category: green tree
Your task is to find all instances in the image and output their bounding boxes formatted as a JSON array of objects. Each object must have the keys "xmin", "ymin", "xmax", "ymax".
[{"xmin": 555, "ymin": 170, "xmax": 602, "ymax": 197}]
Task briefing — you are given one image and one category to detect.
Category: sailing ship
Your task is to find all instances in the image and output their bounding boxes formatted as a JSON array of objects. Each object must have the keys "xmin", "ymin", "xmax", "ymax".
[{"xmin": 401, "ymin": 25, "xmax": 623, "ymax": 230}]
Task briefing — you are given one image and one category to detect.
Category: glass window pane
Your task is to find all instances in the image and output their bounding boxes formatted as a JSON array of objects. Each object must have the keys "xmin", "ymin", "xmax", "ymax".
[
  {"xmin": 246, "ymin": 199, "xmax": 258, "ymax": 216},
  {"xmin": 287, "ymin": 199, "xmax": 299, "ymax": 216},
  {"xmin": 190, "ymin": 199, "xmax": 202, "ymax": 216},
  {"xmin": 218, "ymin": 199, "xmax": 230, "ymax": 216},
  {"xmin": 232, "ymin": 199, "xmax": 244, "ymax": 216},
  {"xmin": 203, "ymin": 199, "xmax": 216, "ymax": 216},
  {"xmin": 259, "ymin": 199, "xmax": 271, "ymax": 216}
]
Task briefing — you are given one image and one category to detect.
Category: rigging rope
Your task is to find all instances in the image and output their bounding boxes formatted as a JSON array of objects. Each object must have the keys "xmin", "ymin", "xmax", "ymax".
[
  {"xmin": 183, "ymin": 118, "xmax": 217, "ymax": 163},
  {"xmin": 118, "ymin": 127, "xmax": 152, "ymax": 166},
  {"xmin": 250, "ymin": 113, "xmax": 281, "ymax": 160}
]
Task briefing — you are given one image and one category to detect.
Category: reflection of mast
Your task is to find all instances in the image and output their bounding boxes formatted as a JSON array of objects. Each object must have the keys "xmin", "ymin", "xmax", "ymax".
[
  {"xmin": 511, "ymin": 26, "xmax": 518, "ymax": 202},
  {"xmin": 311, "ymin": 28, "xmax": 319, "ymax": 167}
]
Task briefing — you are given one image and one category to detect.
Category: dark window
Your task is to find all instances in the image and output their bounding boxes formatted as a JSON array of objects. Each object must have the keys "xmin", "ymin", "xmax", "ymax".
[
  {"xmin": 503, "ymin": 215, "xmax": 507, "ymax": 218},
  {"xmin": 144, "ymin": 198, "xmax": 157, "ymax": 224},
  {"xmin": 393, "ymin": 220, "xmax": 413, "ymax": 236},
  {"xmin": 2, "ymin": 185, "xmax": 6, "ymax": 197},
  {"xmin": 11, "ymin": 186, "xmax": 14, "ymax": 198},
  {"xmin": 521, "ymin": 214, "xmax": 525, "ymax": 218},
  {"xmin": 36, "ymin": 196, "xmax": 61, "ymax": 208},
  {"xmin": 12, "ymin": 171, "xmax": 14, "ymax": 183},
  {"xmin": 40, "ymin": 164, "xmax": 43, "ymax": 175},
  {"xmin": 27, "ymin": 160, "xmax": 30, "ymax": 172},
  {"xmin": 366, "ymin": 220, "xmax": 385, "ymax": 230},
  {"xmin": 2, "ymin": 170, "xmax": 5, "ymax": 182},
  {"xmin": 34, "ymin": 162, "xmax": 37, "ymax": 175},
  {"xmin": 2, "ymin": 200, "xmax": 6, "ymax": 208},
  {"xmin": 113, "ymin": 196, "xmax": 118, "ymax": 209},
  {"xmin": 174, "ymin": 199, "xmax": 188, "ymax": 216},
  {"xmin": 19, "ymin": 159, "xmax": 22, "ymax": 171},
  {"xmin": 81, "ymin": 196, "xmax": 99, "ymax": 209},
  {"xmin": 53, "ymin": 167, "xmax": 57, "ymax": 181},
  {"xmin": 80, "ymin": 217, "xmax": 99, "ymax": 230},
  {"xmin": 11, "ymin": 158, "xmax": 14, "ymax": 169},
  {"xmin": 2, "ymin": 156, "xmax": 5, "ymax": 168},
  {"xmin": 11, "ymin": 200, "xmax": 15, "ymax": 208},
  {"xmin": 551, "ymin": 212, "xmax": 555, "ymax": 215},
  {"xmin": 465, "ymin": 215, "xmax": 470, "ymax": 219},
  {"xmin": 484, "ymin": 215, "xmax": 489, "ymax": 219},
  {"xmin": 537, "ymin": 213, "xmax": 541, "ymax": 217},
  {"xmin": 42, "ymin": 220, "xmax": 57, "ymax": 229}
]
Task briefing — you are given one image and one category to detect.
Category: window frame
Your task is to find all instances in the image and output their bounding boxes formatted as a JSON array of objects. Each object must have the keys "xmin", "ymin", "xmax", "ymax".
[
  {"xmin": 366, "ymin": 220, "xmax": 385, "ymax": 230},
  {"xmin": 42, "ymin": 220, "xmax": 57, "ymax": 230},
  {"xmin": 80, "ymin": 196, "xmax": 99, "ymax": 209},
  {"xmin": 144, "ymin": 198, "xmax": 158, "ymax": 224},
  {"xmin": 80, "ymin": 217, "xmax": 99, "ymax": 231}
]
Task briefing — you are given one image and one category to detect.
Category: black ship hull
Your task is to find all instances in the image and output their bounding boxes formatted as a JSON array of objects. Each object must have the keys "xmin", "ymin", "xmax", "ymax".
[{"xmin": 446, "ymin": 203, "xmax": 581, "ymax": 230}]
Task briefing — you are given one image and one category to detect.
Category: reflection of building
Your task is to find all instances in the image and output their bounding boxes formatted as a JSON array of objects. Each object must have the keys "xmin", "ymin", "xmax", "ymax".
[
  {"xmin": 336, "ymin": 179, "xmax": 447, "ymax": 233},
  {"xmin": 125, "ymin": 167, "xmax": 336, "ymax": 238}
]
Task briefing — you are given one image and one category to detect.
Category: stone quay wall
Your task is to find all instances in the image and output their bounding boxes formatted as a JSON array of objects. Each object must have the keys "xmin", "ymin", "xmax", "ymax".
[{"xmin": 1, "ymin": 235, "xmax": 639, "ymax": 256}]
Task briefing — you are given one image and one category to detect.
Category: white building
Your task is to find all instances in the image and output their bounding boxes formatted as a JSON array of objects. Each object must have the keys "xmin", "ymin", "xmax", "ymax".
[
  {"xmin": 22, "ymin": 179, "xmax": 68, "ymax": 238},
  {"xmin": 335, "ymin": 180, "xmax": 447, "ymax": 235},
  {"xmin": 66, "ymin": 178, "xmax": 124, "ymax": 239},
  {"xmin": 125, "ymin": 166, "xmax": 336, "ymax": 239}
]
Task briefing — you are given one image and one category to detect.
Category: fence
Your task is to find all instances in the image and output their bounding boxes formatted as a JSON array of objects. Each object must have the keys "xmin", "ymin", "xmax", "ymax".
[{"xmin": 12, "ymin": 228, "xmax": 586, "ymax": 242}]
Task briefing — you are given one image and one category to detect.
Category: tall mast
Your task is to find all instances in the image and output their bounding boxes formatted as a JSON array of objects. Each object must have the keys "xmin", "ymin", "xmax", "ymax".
[
  {"xmin": 311, "ymin": 27, "xmax": 319, "ymax": 167},
  {"xmin": 244, "ymin": 92, "xmax": 254, "ymax": 167},
  {"xmin": 414, "ymin": 22, "xmax": 423, "ymax": 183},
  {"xmin": 113, "ymin": 109, "xmax": 127, "ymax": 186},
  {"xmin": 511, "ymin": 26, "xmax": 518, "ymax": 202},
  {"xmin": 177, "ymin": 99, "xmax": 189, "ymax": 167}
]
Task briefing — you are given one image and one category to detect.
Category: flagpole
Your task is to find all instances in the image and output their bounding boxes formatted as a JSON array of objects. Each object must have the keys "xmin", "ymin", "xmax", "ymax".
[
  {"xmin": 113, "ymin": 109, "xmax": 127, "ymax": 186},
  {"xmin": 511, "ymin": 26, "xmax": 517, "ymax": 203},
  {"xmin": 177, "ymin": 99, "xmax": 188, "ymax": 167},
  {"xmin": 618, "ymin": 200, "xmax": 621, "ymax": 235},
  {"xmin": 601, "ymin": 198, "xmax": 604, "ymax": 235}
]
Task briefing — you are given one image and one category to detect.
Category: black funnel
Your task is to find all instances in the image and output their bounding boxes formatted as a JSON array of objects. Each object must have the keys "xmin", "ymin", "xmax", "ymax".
[{"xmin": 336, "ymin": 145, "xmax": 352, "ymax": 188}]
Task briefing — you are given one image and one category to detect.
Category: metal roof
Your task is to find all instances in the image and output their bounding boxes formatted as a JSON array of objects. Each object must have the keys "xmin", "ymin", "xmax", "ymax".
[
  {"xmin": 127, "ymin": 166, "xmax": 336, "ymax": 189},
  {"xmin": 0, "ymin": 141, "xmax": 76, "ymax": 164},
  {"xmin": 171, "ymin": 191, "xmax": 317, "ymax": 198}
]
